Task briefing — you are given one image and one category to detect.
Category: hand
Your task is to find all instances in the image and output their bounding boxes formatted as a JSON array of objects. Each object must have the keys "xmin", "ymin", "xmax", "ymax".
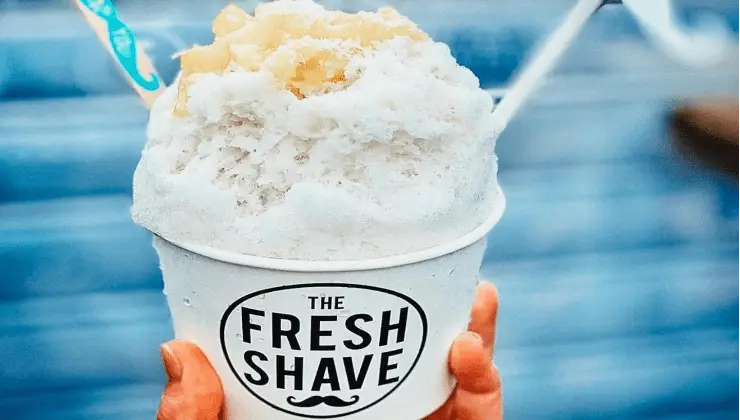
[
  {"xmin": 424, "ymin": 281, "xmax": 502, "ymax": 420},
  {"xmin": 158, "ymin": 282, "xmax": 502, "ymax": 420},
  {"xmin": 671, "ymin": 99, "xmax": 739, "ymax": 174}
]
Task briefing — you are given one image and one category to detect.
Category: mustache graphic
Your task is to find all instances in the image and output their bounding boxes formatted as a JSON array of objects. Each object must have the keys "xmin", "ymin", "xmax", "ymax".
[{"xmin": 286, "ymin": 395, "xmax": 360, "ymax": 408}]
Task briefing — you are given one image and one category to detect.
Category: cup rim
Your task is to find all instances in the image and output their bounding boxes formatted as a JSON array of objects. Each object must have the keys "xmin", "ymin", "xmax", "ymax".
[{"xmin": 155, "ymin": 186, "xmax": 505, "ymax": 272}]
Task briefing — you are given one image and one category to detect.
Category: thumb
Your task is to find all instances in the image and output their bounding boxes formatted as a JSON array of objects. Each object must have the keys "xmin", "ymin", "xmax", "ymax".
[{"xmin": 158, "ymin": 340, "xmax": 224, "ymax": 420}]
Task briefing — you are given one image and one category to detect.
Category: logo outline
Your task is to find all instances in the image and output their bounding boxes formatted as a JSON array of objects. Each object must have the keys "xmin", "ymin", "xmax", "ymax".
[{"xmin": 219, "ymin": 282, "xmax": 429, "ymax": 419}]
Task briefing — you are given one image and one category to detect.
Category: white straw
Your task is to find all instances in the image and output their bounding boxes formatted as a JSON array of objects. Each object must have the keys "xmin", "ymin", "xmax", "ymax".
[{"xmin": 490, "ymin": 0, "xmax": 604, "ymax": 136}]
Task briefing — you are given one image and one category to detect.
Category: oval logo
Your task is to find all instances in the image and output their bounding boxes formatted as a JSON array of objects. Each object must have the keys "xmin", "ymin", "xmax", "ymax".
[{"xmin": 220, "ymin": 283, "xmax": 428, "ymax": 418}]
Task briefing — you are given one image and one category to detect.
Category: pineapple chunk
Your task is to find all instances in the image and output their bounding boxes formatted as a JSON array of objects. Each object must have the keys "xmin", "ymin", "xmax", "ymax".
[
  {"xmin": 230, "ymin": 44, "xmax": 264, "ymax": 71},
  {"xmin": 377, "ymin": 6, "xmax": 403, "ymax": 20},
  {"xmin": 213, "ymin": 4, "xmax": 251, "ymax": 38},
  {"xmin": 174, "ymin": 2, "xmax": 430, "ymax": 115},
  {"xmin": 173, "ymin": 78, "xmax": 191, "ymax": 117},
  {"xmin": 180, "ymin": 41, "xmax": 231, "ymax": 74}
]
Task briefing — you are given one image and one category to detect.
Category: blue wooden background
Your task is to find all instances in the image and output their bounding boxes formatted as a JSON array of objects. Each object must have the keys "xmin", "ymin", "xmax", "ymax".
[{"xmin": 0, "ymin": 1, "xmax": 738, "ymax": 419}]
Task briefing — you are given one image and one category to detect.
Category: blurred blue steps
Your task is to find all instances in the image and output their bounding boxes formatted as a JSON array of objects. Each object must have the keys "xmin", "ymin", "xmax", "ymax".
[{"xmin": 0, "ymin": 1, "xmax": 737, "ymax": 419}]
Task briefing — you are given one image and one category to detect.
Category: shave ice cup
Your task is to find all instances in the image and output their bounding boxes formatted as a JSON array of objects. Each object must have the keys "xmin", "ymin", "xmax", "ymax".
[{"xmin": 152, "ymin": 188, "xmax": 505, "ymax": 420}]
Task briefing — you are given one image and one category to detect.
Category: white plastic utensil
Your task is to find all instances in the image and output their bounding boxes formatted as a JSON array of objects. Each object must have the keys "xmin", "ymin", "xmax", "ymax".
[{"xmin": 74, "ymin": 0, "xmax": 165, "ymax": 108}]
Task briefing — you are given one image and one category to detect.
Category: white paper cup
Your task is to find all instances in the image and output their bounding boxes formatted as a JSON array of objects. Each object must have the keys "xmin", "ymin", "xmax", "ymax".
[{"xmin": 153, "ymin": 188, "xmax": 505, "ymax": 420}]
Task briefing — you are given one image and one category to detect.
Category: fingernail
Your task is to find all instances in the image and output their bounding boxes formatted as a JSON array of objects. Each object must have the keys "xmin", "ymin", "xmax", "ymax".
[
  {"xmin": 464, "ymin": 331, "xmax": 482, "ymax": 343},
  {"xmin": 161, "ymin": 343, "xmax": 183, "ymax": 382}
]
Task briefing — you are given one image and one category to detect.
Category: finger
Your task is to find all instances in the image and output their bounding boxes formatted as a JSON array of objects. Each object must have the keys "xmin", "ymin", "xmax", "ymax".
[
  {"xmin": 425, "ymin": 284, "xmax": 501, "ymax": 420},
  {"xmin": 158, "ymin": 340, "xmax": 224, "ymax": 420},
  {"xmin": 449, "ymin": 333, "xmax": 499, "ymax": 394},
  {"xmin": 468, "ymin": 281, "xmax": 499, "ymax": 358},
  {"xmin": 422, "ymin": 396, "xmax": 454, "ymax": 420},
  {"xmin": 163, "ymin": 340, "xmax": 222, "ymax": 392},
  {"xmin": 449, "ymin": 333, "xmax": 503, "ymax": 419},
  {"xmin": 451, "ymin": 370, "xmax": 503, "ymax": 420}
]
